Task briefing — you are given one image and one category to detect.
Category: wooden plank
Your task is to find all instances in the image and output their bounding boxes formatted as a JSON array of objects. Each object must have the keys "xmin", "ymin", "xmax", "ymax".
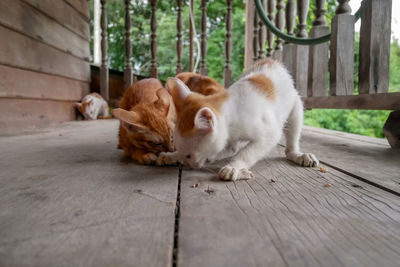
[
  {"xmin": 244, "ymin": 0, "xmax": 256, "ymax": 69},
  {"xmin": 0, "ymin": 99, "xmax": 77, "ymax": 135},
  {"xmin": 302, "ymin": 93, "xmax": 400, "ymax": 110},
  {"xmin": 298, "ymin": 126, "xmax": 400, "ymax": 195},
  {"xmin": 0, "ymin": 25, "xmax": 90, "ymax": 82},
  {"xmin": 329, "ymin": 14, "xmax": 355, "ymax": 96},
  {"xmin": 178, "ymin": 146, "xmax": 400, "ymax": 266},
  {"xmin": 24, "ymin": 0, "xmax": 90, "ymax": 41},
  {"xmin": 64, "ymin": 0, "xmax": 90, "ymax": 20},
  {"xmin": 307, "ymin": 26, "xmax": 329, "ymax": 97},
  {"xmin": 0, "ymin": 65, "xmax": 89, "ymax": 101},
  {"xmin": 0, "ymin": 120, "xmax": 178, "ymax": 266},
  {"xmin": 293, "ymin": 45, "xmax": 309, "ymax": 96},
  {"xmin": 0, "ymin": 0, "xmax": 89, "ymax": 60},
  {"xmin": 358, "ymin": 0, "xmax": 392, "ymax": 94}
]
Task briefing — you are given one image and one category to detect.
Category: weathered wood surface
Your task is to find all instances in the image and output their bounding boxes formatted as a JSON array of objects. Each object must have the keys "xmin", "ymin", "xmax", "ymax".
[
  {"xmin": 299, "ymin": 126, "xmax": 400, "ymax": 195},
  {"xmin": 0, "ymin": 0, "xmax": 90, "ymax": 61},
  {"xmin": 0, "ymin": 120, "xmax": 178, "ymax": 266},
  {"xmin": 124, "ymin": 0, "xmax": 133, "ymax": 89},
  {"xmin": 358, "ymin": 0, "xmax": 392, "ymax": 94},
  {"xmin": 303, "ymin": 92, "xmax": 400, "ymax": 110},
  {"xmin": 0, "ymin": 65, "xmax": 89, "ymax": 101},
  {"xmin": 64, "ymin": 0, "xmax": 90, "ymax": 20},
  {"xmin": 0, "ymin": 99, "xmax": 77, "ymax": 136},
  {"xmin": 200, "ymin": 0, "xmax": 208, "ymax": 75},
  {"xmin": 383, "ymin": 111, "xmax": 400, "ymax": 148},
  {"xmin": 24, "ymin": 0, "xmax": 90, "ymax": 41},
  {"xmin": 329, "ymin": 8, "xmax": 354, "ymax": 95},
  {"xmin": 224, "ymin": 0, "xmax": 233, "ymax": 87},
  {"xmin": 100, "ymin": 0, "xmax": 109, "ymax": 100},
  {"xmin": 150, "ymin": 0, "xmax": 158, "ymax": 78},
  {"xmin": 178, "ymin": 146, "xmax": 400, "ymax": 267},
  {"xmin": 0, "ymin": 25, "xmax": 90, "ymax": 82}
]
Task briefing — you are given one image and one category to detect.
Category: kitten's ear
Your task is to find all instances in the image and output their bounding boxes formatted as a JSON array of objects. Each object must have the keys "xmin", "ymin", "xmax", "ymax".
[
  {"xmin": 75, "ymin": 103, "xmax": 82, "ymax": 112},
  {"xmin": 154, "ymin": 88, "xmax": 170, "ymax": 115},
  {"xmin": 194, "ymin": 107, "xmax": 215, "ymax": 134},
  {"xmin": 112, "ymin": 108, "xmax": 148, "ymax": 133},
  {"xmin": 166, "ymin": 77, "xmax": 192, "ymax": 112}
]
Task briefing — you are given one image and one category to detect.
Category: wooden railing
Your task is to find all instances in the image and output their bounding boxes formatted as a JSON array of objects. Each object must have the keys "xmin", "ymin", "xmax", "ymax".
[{"xmin": 96, "ymin": 0, "xmax": 399, "ymax": 145}]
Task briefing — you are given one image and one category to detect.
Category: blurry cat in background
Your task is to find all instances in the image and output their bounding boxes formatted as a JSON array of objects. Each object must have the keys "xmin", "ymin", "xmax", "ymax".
[
  {"xmin": 75, "ymin": 93, "xmax": 111, "ymax": 120},
  {"xmin": 112, "ymin": 74, "xmax": 225, "ymax": 165}
]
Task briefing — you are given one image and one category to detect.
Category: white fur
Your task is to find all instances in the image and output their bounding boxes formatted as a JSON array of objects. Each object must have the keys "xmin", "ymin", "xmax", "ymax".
[
  {"xmin": 76, "ymin": 94, "xmax": 110, "ymax": 120},
  {"xmin": 158, "ymin": 62, "xmax": 319, "ymax": 180}
]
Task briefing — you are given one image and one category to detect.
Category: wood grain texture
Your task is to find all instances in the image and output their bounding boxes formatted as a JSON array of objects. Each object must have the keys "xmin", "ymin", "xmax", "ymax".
[
  {"xmin": 24, "ymin": 0, "xmax": 90, "ymax": 41},
  {"xmin": 0, "ymin": 25, "xmax": 90, "ymax": 82},
  {"xmin": 307, "ymin": 26, "xmax": 329, "ymax": 97},
  {"xmin": 329, "ymin": 14, "xmax": 354, "ymax": 96},
  {"xmin": 0, "ymin": 120, "xmax": 178, "ymax": 266},
  {"xmin": 358, "ymin": 0, "xmax": 391, "ymax": 94},
  {"xmin": 178, "ymin": 146, "xmax": 400, "ymax": 267},
  {"xmin": 0, "ymin": 99, "xmax": 77, "ymax": 135},
  {"xmin": 293, "ymin": 45, "xmax": 309, "ymax": 96},
  {"xmin": 303, "ymin": 93, "xmax": 400, "ymax": 110},
  {"xmin": 0, "ymin": 0, "xmax": 90, "ymax": 60},
  {"xmin": 64, "ymin": 0, "xmax": 90, "ymax": 20},
  {"xmin": 0, "ymin": 65, "xmax": 89, "ymax": 101},
  {"xmin": 299, "ymin": 126, "xmax": 400, "ymax": 194}
]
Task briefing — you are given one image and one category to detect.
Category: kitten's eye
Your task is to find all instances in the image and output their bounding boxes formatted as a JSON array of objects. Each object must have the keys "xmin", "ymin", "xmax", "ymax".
[{"xmin": 186, "ymin": 155, "xmax": 191, "ymax": 159}]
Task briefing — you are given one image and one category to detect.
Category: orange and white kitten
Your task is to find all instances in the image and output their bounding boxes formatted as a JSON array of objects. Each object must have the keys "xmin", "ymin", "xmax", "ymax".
[
  {"xmin": 157, "ymin": 58, "xmax": 319, "ymax": 181},
  {"xmin": 75, "ymin": 93, "xmax": 111, "ymax": 120},
  {"xmin": 112, "ymin": 74, "xmax": 225, "ymax": 165}
]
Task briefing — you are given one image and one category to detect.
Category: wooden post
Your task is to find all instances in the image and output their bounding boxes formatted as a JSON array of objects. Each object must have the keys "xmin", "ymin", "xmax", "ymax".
[
  {"xmin": 257, "ymin": 0, "xmax": 266, "ymax": 59},
  {"xmin": 253, "ymin": 12, "xmax": 259, "ymax": 62},
  {"xmin": 307, "ymin": 0, "xmax": 329, "ymax": 97},
  {"xmin": 293, "ymin": 0, "xmax": 309, "ymax": 97},
  {"xmin": 266, "ymin": 0, "xmax": 276, "ymax": 57},
  {"xmin": 176, "ymin": 0, "xmax": 183, "ymax": 75},
  {"xmin": 200, "ymin": 0, "xmax": 208, "ymax": 75},
  {"xmin": 93, "ymin": 0, "xmax": 101, "ymax": 65},
  {"xmin": 123, "ymin": 0, "xmax": 133, "ymax": 90},
  {"xmin": 189, "ymin": 0, "xmax": 194, "ymax": 72},
  {"xmin": 383, "ymin": 111, "xmax": 400, "ymax": 148},
  {"xmin": 224, "ymin": 0, "xmax": 233, "ymax": 87},
  {"xmin": 273, "ymin": 0, "xmax": 285, "ymax": 61},
  {"xmin": 244, "ymin": 0, "xmax": 257, "ymax": 69},
  {"xmin": 100, "ymin": 0, "xmax": 109, "ymax": 101},
  {"xmin": 282, "ymin": 0, "xmax": 296, "ymax": 72},
  {"xmin": 150, "ymin": 0, "xmax": 158, "ymax": 78},
  {"xmin": 329, "ymin": 0, "xmax": 354, "ymax": 96},
  {"xmin": 358, "ymin": 0, "xmax": 392, "ymax": 94}
]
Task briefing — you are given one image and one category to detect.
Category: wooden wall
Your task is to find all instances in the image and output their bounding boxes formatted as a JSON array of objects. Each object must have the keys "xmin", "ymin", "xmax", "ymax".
[{"xmin": 0, "ymin": 0, "xmax": 90, "ymax": 135}]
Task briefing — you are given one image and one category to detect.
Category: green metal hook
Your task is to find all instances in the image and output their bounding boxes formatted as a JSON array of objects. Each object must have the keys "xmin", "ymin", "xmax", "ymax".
[{"xmin": 254, "ymin": 0, "xmax": 361, "ymax": 45}]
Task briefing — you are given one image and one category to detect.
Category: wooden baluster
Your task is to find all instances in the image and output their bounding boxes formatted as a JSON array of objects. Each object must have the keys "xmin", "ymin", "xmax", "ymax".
[
  {"xmin": 224, "ymin": 0, "xmax": 233, "ymax": 87},
  {"xmin": 329, "ymin": 0, "xmax": 354, "ymax": 96},
  {"xmin": 189, "ymin": 0, "xmax": 194, "ymax": 72},
  {"xmin": 282, "ymin": 0, "xmax": 296, "ymax": 74},
  {"xmin": 253, "ymin": 12, "xmax": 259, "ymax": 62},
  {"xmin": 123, "ymin": 0, "xmax": 132, "ymax": 90},
  {"xmin": 292, "ymin": 0, "xmax": 310, "ymax": 97},
  {"xmin": 266, "ymin": 0, "xmax": 276, "ymax": 57},
  {"xmin": 307, "ymin": 0, "xmax": 329, "ymax": 97},
  {"xmin": 100, "ymin": 0, "xmax": 109, "ymax": 101},
  {"xmin": 273, "ymin": 0, "xmax": 285, "ymax": 61},
  {"xmin": 200, "ymin": 0, "xmax": 208, "ymax": 75},
  {"xmin": 359, "ymin": 0, "xmax": 392, "ymax": 94},
  {"xmin": 244, "ymin": 0, "xmax": 257, "ymax": 69},
  {"xmin": 257, "ymin": 0, "xmax": 266, "ymax": 59},
  {"xmin": 176, "ymin": 0, "xmax": 183, "ymax": 74},
  {"xmin": 150, "ymin": 0, "xmax": 158, "ymax": 78}
]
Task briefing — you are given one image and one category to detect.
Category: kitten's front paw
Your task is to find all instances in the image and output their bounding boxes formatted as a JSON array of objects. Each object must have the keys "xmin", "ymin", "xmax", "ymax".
[
  {"xmin": 287, "ymin": 152, "xmax": 319, "ymax": 167},
  {"xmin": 218, "ymin": 165, "xmax": 254, "ymax": 181},
  {"xmin": 138, "ymin": 153, "xmax": 157, "ymax": 165},
  {"xmin": 156, "ymin": 152, "xmax": 180, "ymax": 166}
]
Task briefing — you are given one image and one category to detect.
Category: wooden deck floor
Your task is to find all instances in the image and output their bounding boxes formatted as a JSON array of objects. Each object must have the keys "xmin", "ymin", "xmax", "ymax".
[{"xmin": 1, "ymin": 120, "xmax": 399, "ymax": 267}]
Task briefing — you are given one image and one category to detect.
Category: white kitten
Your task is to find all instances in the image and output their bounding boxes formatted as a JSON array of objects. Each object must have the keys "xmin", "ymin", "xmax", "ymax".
[
  {"xmin": 75, "ymin": 93, "xmax": 111, "ymax": 120},
  {"xmin": 158, "ymin": 58, "xmax": 319, "ymax": 181}
]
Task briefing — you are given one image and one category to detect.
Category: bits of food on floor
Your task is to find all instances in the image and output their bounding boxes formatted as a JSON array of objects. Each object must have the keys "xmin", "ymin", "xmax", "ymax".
[
  {"xmin": 191, "ymin": 183, "xmax": 200, "ymax": 188},
  {"xmin": 324, "ymin": 183, "xmax": 331, "ymax": 188},
  {"xmin": 270, "ymin": 179, "xmax": 277, "ymax": 183},
  {"xmin": 205, "ymin": 185, "xmax": 214, "ymax": 194},
  {"xmin": 318, "ymin": 166, "xmax": 328, "ymax": 173}
]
